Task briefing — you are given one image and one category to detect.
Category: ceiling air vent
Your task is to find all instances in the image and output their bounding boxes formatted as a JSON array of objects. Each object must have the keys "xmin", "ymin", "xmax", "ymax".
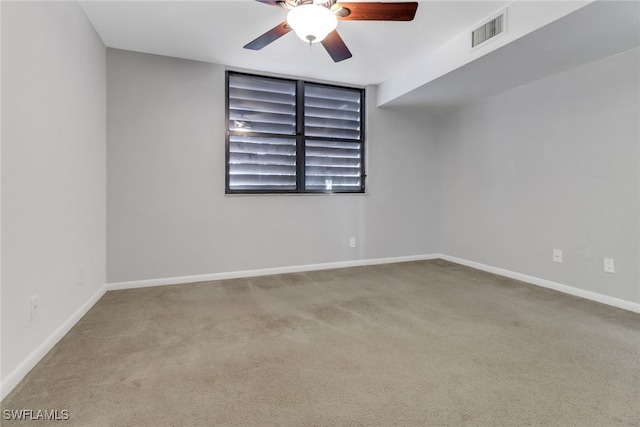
[{"xmin": 471, "ymin": 12, "xmax": 505, "ymax": 48}]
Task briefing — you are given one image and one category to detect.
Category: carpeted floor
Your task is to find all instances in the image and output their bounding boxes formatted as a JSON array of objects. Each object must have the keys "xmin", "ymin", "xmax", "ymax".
[{"xmin": 2, "ymin": 260, "xmax": 639, "ymax": 426}]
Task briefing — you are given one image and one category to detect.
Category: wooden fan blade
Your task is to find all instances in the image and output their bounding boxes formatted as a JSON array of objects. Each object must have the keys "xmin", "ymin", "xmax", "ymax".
[
  {"xmin": 244, "ymin": 21, "xmax": 291, "ymax": 50},
  {"xmin": 336, "ymin": 2, "xmax": 418, "ymax": 21},
  {"xmin": 321, "ymin": 30, "xmax": 352, "ymax": 62},
  {"xmin": 254, "ymin": 0, "xmax": 283, "ymax": 6}
]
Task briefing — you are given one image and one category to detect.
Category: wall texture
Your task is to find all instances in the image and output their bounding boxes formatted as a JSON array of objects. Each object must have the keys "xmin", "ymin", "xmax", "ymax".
[
  {"xmin": 106, "ymin": 49, "xmax": 440, "ymax": 283},
  {"xmin": 1, "ymin": 1, "xmax": 106, "ymax": 388},
  {"xmin": 438, "ymin": 49, "xmax": 639, "ymax": 304}
]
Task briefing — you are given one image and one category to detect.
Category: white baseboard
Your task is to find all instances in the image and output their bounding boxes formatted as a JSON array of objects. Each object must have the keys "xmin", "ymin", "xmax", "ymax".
[
  {"xmin": 106, "ymin": 254, "xmax": 440, "ymax": 291},
  {"xmin": 439, "ymin": 254, "xmax": 640, "ymax": 313},
  {"xmin": 1, "ymin": 285, "xmax": 108, "ymax": 401}
]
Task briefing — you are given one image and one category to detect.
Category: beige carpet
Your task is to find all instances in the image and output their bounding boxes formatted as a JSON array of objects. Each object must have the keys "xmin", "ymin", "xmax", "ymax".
[{"xmin": 2, "ymin": 260, "xmax": 639, "ymax": 426}]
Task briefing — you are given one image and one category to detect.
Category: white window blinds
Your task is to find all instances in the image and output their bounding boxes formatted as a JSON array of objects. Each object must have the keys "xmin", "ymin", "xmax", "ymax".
[
  {"xmin": 304, "ymin": 83, "xmax": 362, "ymax": 191},
  {"xmin": 226, "ymin": 72, "xmax": 365, "ymax": 194}
]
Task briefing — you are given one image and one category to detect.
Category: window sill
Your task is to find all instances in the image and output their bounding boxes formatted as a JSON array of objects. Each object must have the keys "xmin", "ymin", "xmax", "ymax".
[{"xmin": 224, "ymin": 192, "xmax": 369, "ymax": 197}]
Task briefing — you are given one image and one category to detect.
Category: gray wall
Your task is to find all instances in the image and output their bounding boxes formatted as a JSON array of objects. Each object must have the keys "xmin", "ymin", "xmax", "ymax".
[
  {"xmin": 438, "ymin": 49, "xmax": 640, "ymax": 303},
  {"xmin": 1, "ymin": 1, "xmax": 106, "ymax": 382},
  {"xmin": 106, "ymin": 49, "xmax": 440, "ymax": 283}
]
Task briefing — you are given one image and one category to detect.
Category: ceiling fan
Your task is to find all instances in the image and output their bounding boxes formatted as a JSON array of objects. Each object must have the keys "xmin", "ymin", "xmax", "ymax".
[{"xmin": 244, "ymin": 0, "xmax": 419, "ymax": 62}]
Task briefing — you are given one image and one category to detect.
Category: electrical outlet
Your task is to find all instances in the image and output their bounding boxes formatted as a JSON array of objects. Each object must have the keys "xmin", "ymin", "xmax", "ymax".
[
  {"xmin": 553, "ymin": 249, "xmax": 563, "ymax": 263},
  {"xmin": 30, "ymin": 296, "xmax": 38, "ymax": 321},
  {"xmin": 604, "ymin": 258, "xmax": 615, "ymax": 273},
  {"xmin": 350, "ymin": 237, "xmax": 356, "ymax": 248}
]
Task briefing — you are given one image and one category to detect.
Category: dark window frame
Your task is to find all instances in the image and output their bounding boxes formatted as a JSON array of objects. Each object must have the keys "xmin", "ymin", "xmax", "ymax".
[{"xmin": 225, "ymin": 71, "xmax": 366, "ymax": 194}]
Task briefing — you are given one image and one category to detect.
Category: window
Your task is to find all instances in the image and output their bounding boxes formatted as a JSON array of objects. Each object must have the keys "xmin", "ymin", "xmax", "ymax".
[{"xmin": 226, "ymin": 72, "xmax": 365, "ymax": 194}]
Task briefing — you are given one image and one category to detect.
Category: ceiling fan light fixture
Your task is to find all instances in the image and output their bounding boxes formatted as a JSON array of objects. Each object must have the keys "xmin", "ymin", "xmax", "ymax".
[{"xmin": 287, "ymin": 4, "xmax": 337, "ymax": 44}]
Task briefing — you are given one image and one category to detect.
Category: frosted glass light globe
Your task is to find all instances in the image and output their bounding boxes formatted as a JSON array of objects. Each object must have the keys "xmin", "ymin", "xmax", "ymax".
[{"xmin": 287, "ymin": 5, "xmax": 338, "ymax": 44}]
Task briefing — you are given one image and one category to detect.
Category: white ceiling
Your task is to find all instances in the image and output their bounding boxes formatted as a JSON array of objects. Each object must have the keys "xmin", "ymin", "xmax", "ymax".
[
  {"xmin": 385, "ymin": 0, "xmax": 640, "ymax": 112},
  {"xmin": 80, "ymin": 0, "xmax": 509, "ymax": 86},
  {"xmin": 80, "ymin": 0, "xmax": 639, "ymax": 111}
]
